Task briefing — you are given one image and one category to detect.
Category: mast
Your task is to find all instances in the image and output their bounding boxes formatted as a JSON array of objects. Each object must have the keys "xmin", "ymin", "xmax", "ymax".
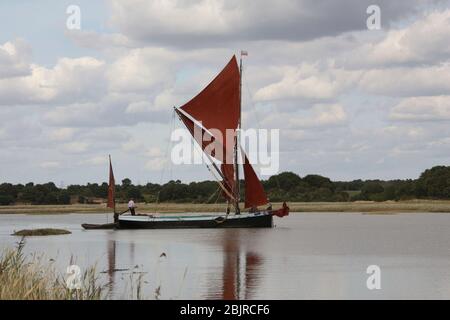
[{"xmin": 235, "ymin": 52, "xmax": 244, "ymax": 214}]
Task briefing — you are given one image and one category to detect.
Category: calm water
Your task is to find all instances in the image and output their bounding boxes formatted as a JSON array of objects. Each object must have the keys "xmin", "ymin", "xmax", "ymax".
[{"xmin": 2, "ymin": 212, "xmax": 450, "ymax": 299}]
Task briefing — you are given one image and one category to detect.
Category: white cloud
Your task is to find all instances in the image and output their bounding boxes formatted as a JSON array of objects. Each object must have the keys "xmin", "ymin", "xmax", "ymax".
[
  {"xmin": 0, "ymin": 39, "xmax": 31, "ymax": 79},
  {"xmin": 47, "ymin": 128, "xmax": 76, "ymax": 141},
  {"xmin": 0, "ymin": 56, "xmax": 107, "ymax": 105},
  {"xmin": 40, "ymin": 161, "xmax": 60, "ymax": 169},
  {"xmin": 108, "ymin": 0, "xmax": 433, "ymax": 46},
  {"xmin": 359, "ymin": 64, "xmax": 450, "ymax": 97},
  {"xmin": 254, "ymin": 63, "xmax": 360, "ymax": 101},
  {"xmin": 379, "ymin": 126, "xmax": 425, "ymax": 139},
  {"xmin": 355, "ymin": 10, "xmax": 450, "ymax": 66},
  {"xmin": 289, "ymin": 104, "xmax": 348, "ymax": 128},
  {"xmin": 145, "ymin": 147, "xmax": 164, "ymax": 157},
  {"xmin": 79, "ymin": 156, "xmax": 109, "ymax": 166},
  {"xmin": 62, "ymin": 141, "xmax": 90, "ymax": 153},
  {"xmin": 107, "ymin": 47, "xmax": 175, "ymax": 93},
  {"xmin": 121, "ymin": 139, "xmax": 143, "ymax": 152},
  {"xmin": 390, "ymin": 96, "xmax": 450, "ymax": 121},
  {"xmin": 65, "ymin": 30, "xmax": 135, "ymax": 50},
  {"xmin": 145, "ymin": 158, "xmax": 168, "ymax": 171}
]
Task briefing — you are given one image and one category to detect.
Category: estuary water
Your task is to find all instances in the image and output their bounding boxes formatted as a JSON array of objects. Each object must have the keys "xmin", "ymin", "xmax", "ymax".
[{"xmin": 1, "ymin": 212, "xmax": 450, "ymax": 299}]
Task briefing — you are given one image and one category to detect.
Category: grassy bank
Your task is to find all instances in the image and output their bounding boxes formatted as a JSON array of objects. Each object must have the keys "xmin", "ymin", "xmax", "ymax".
[{"xmin": 2, "ymin": 200, "xmax": 450, "ymax": 214}]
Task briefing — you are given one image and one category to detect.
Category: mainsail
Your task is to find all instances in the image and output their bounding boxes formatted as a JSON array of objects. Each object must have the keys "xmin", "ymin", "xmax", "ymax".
[
  {"xmin": 180, "ymin": 56, "xmax": 240, "ymax": 144},
  {"xmin": 178, "ymin": 56, "xmax": 240, "ymax": 201},
  {"xmin": 176, "ymin": 55, "xmax": 269, "ymax": 211}
]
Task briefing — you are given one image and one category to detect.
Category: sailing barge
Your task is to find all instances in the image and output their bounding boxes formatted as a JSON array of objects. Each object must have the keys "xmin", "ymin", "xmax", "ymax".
[{"xmin": 82, "ymin": 54, "xmax": 288, "ymax": 230}]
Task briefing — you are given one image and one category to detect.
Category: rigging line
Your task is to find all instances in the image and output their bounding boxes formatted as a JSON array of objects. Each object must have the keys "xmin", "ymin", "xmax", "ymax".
[
  {"xmin": 243, "ymin": 77, "xmax": 278, "ymax": 202},
  {"xmin": 206, "ymin": 185, "xmax": 221, "ymax": 204},
  {"xmin": 156, "ymin": 108, "xmax": 176, "ymax": 205},
  {"xmin": 165, "ymin": 110, "xmax": 177, "ymax": 211},
  {"xmin": 197, "ymin": 143, "xmax": 236, "ymax": 201},
  {"xmin": 243, "ymin": 76, "xmax": 263, "ymax": 128},
  {"xmin": 214, "ymin": 187, "xmax": 221, "ymax": 204}
]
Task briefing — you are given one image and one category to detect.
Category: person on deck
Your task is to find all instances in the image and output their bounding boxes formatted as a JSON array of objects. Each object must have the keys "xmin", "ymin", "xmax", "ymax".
[{"xmin": 128, "ymin": 199, "xmax": 136, "ymax": 215}]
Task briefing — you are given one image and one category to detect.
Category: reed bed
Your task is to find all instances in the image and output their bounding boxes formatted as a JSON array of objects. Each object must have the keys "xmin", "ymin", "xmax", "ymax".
[
  {"xmin": 0, "ymin": 241, "xmax": 173, "ymax": 300},
  {"xmin": 0, "ymin": 240, "xmax": 105, "ymax": 299},
  {"xmin": 0, "ymin": 240, "xmax": 149, "ymax": 300}
]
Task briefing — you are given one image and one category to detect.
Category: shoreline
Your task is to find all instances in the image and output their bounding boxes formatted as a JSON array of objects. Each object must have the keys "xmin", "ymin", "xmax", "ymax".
[{"xmin": 1, "ymin": 200, "xmax": 450, "ymax": 215}]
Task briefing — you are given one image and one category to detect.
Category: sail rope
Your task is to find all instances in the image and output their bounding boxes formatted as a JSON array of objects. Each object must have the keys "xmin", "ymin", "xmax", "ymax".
[
  {"xmin": 156, "ymin": 109, "xmax": 177, "ymax": 212},
  {"xmin": 206, "ymin": 185, "xmax": 221, "ymax": 204},
  {"xmin": 244, "ymin": 77, "xmax": 278, "ymax": 206}
]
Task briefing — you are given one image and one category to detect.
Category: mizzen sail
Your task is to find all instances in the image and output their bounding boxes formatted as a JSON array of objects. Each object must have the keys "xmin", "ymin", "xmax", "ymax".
[
  {"xmin": 107, "ymin": 155, "xmax": 115, "ymax": 209},
  {"xmin": 242, "ymin": 152, "xmax": 269, "ymax": 209}
]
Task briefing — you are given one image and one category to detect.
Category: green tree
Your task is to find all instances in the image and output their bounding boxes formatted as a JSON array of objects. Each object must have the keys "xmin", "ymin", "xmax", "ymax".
[
  {"xmin": 122, "ymin": 178, "xmax": 132, "ymax": 188},
  {"xmin": 417, "ymin": 166, "xmax": 450, "ymax": 199}
]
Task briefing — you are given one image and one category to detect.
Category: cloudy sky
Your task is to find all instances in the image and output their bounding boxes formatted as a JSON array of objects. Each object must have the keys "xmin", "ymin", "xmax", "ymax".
[{"xmin": 1, "ymin": 0, "xmax": 450, "ymax": 185}]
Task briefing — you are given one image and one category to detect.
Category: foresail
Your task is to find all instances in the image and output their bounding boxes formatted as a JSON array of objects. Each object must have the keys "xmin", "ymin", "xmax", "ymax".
[
  {"xmin": 175, "ymin": 108, "xmax": 216, "ymax": 155},
  {"xmin": 175, "ymin": 109, "xmax": 236, "ymax": 200},
  {"xmin": 241, "ymin": 151, "xmax": 269, "ymax": 209}
]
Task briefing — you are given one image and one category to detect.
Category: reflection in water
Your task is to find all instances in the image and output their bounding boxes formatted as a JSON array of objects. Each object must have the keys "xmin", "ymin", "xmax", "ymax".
[
  {"xmin": 129, "ymin": 241, "xmax": 135, "ymax": 262},
  {"xmin": 218, "ymin": 231, "xmax": 263, "ymax": 300},
  {"xmin": 245, "ymin": 253, "xmax": 262, "ymax": 300},
  {"xmin": 106, "ymin": 228, "xmax": 264, "ymax": 300},
  {"xmin": 107, "ymin": 239, "xmax": 116, "ymax": 292}
]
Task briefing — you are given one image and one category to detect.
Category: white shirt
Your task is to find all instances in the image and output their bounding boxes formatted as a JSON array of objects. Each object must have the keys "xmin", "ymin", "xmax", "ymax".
[{"xmin": 128, "ymin": 200, "xmax": 135, "ymax": 208}]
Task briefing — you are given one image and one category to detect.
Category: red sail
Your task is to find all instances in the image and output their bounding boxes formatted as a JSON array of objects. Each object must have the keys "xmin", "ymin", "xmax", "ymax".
[
  {"xmin": 176, "ymin": 109, "xmax": 235, "ymax": 197},
  {"xmin": 107, "ymin": 156, "xmax": 115, "ymax": 209},
  {"xmin": 221, "ymin": 163, "xmax": 235, "ymax": 201},
  {"xmin": 242, "ymin": 152, "xmax": 269, "ymax": 209},
  {"xmin": 180, "ymin": 56, "xmax": 240, "ymax": 165}
]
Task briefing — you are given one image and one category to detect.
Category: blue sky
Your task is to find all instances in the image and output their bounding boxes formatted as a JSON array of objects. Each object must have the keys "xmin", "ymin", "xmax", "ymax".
[{"xmin": 0, "ymin": 0, "xmax": 109, "ymax": 65}]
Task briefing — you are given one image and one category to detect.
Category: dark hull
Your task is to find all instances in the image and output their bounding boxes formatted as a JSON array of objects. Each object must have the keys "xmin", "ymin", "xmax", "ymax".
[
  {"xmin": 118, "ymin": 214, "xmax": 273, "ymax": 229},
  {"xmin": 81, "ymin": 223, "xmax": 117, "ymax": 230}
]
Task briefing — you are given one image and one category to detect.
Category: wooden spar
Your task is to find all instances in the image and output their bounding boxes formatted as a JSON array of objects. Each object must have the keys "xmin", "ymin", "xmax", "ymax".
[{"xmin": 234, "ymin": 53, "xmax": 244, "ymax": 214}]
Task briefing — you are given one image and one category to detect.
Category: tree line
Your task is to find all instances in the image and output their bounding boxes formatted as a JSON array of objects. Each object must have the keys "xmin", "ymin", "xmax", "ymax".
[{"xmin": 1, "ymin": 166, "xmax": 450, "ymax": 205}]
